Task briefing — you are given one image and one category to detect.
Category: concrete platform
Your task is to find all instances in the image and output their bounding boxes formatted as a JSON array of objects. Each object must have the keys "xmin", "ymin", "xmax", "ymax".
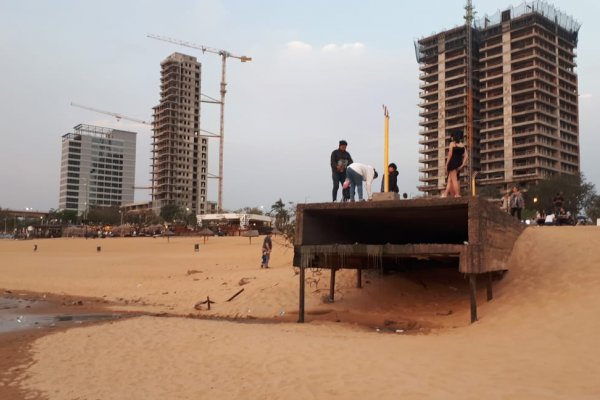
[{"xmin": 293, "ymin": 196, "xmax": 524, "ymax": 323}]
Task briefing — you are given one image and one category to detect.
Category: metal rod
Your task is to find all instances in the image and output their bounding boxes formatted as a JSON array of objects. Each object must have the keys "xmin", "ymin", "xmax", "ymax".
[
  {"xmin": 218, "ymin": 53, "xmax": 227, "ymax": 212},
  {"xmin": 298, "ymin": 266, "xmax": 305, "ymax": 323},
  {"xmin": 383, "ymin": 105, "xmax": 390, "ymax": 193},
  {"xmin": 486, "ymin": 272, "xmax": 493, "ymax": 301},
  {"xmin": 329, "ymin": 268, "xmax": 336, "ymax": 302},
  {"xmin": 469, "ymin": 274, "xmax": 478, "ymax": 323}
]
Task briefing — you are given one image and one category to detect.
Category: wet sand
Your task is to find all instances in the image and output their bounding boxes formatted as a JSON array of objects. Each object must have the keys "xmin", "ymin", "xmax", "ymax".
[{"xmin": 2, "ymin": 228, "xmax": 600, "ymax": 399}]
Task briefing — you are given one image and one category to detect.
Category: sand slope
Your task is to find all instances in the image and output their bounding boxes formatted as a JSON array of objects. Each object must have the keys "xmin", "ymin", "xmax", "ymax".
[{"xmin": 2, "ymin": 227, "xmax": 600, "ymax": 399}]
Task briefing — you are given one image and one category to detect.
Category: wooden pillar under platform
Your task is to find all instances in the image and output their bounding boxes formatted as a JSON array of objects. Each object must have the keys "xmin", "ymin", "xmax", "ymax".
[
  {"xmin": 298, "ymin": 266, "xmax": 305, "ymax": 323},
  {"xmin": 356, "ymin": 268, "xmax": 362, "ymax": 288},
  {"xmin": 486, "ymin": 272, "xmax": 493, "ymax": 302},
  {"xmin": 329, "ymin": 268, "xmax": 337, "ymax": 302},
  {"xmin": 469, "ymin": 274, "xmax": 478, "ymax": 323}
]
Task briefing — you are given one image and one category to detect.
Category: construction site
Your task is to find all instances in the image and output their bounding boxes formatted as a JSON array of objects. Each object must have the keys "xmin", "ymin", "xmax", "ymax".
[{"xmin": 416, "ymin": 1, "xmax": 581, "ymax": 196}]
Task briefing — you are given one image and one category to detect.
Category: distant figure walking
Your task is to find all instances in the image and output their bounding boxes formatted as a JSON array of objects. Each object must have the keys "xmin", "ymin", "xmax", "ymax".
[
  {"xmin": 261, "ymin": 231, "xmax": 273, "ymax": 268},
  {"xmin": 500, "ymin": 190, "xmax": 511, "ymax": 213},
  {"xmin": 443, "ymin": 130, "xmax": 467, "ymax": 198},
  {"xmin": 343, "ymin": 163, "xmax": 378, "ymax": 201},
  {"xmin": 330, "ymin": 140, "xmax": 353, "ymax": 202},
  {"xmin": 510, "ymin": 186, "xmax": 524, "ymax": 221},
  {"xmin": 380, "ymin": 163, "xmax": 399, "ymax": 193},
  {"xmin": 553, "ymin": 192, "xmax": 564, "ymax": 215}
]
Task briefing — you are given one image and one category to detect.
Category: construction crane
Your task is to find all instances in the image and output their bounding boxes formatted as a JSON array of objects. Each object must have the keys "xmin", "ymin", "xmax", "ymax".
[
  {"xmin": 71, "ymin": 103, "xmax": 157, "ymax": 193},
  {"xmin": 464, "ymin": 0, "xmax": 476, "ymax": 195},
  {"xmin": 70, "ymin": 102, "xmax": 151, "ymax": 125},
  {"xmin": 147, "ymin": 33, "xmax": 252, "ymax": 213}
]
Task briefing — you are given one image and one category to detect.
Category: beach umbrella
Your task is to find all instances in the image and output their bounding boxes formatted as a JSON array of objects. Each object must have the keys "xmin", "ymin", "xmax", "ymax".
[
  {"xmin": 198, "ymin": 227, "xmax": 214, "ymax": 244},
  {"xmin": 163, "ymin": 230, "xmax": 175, "ymax": 243},
  {"xmin": 241, "ymin": 229, "xmax": 259, "ymax": 244}
]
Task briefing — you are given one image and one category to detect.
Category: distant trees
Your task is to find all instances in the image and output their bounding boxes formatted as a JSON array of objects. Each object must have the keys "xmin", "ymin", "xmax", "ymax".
[
  {"xmin": 526, "ymin": 173, "xmax": 596, "ymax": 216},
  {"xmin": 47, "ymin": 209, "xmax": 78, "ymax": 225},
  {"xmin": 585, "ymin": 194, "xmax": 600, "ymax": 222},
  {"xmin": 160, "ymin": 204, "xmax": 182, "ymax": 222},
  {"xmin": 234, "ymin": 206, "xmax": 264, "ymax": 215},
  {"xmin": 270, "ymin": 198, "xmax": 289, "ymax": 229},
  {"xmin": 86, "ymin": 206, "xmax": 121, "ymax": 225},
  {"xmin": 269, "ymin": 198, "xmax": 296, "ymax": 244}
]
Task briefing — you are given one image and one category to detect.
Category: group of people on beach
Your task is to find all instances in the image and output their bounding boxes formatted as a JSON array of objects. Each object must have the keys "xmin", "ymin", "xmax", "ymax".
[
  {"xmin": 500, "ymin": 187, "xmax": 525, "ymax": 220},
  {"xmin": 331, "ymin": 130, "xmax": 468, "ymax": 202},
  {"xmin": 331, "ymin": 140, "xmax": 402, "ymax": 202}
]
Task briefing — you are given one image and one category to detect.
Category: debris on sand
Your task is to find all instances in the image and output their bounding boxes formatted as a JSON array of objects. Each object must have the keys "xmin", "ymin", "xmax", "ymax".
[{"xmin": 238, "ymin": 277, "xmax": 255, "ymax": 286}]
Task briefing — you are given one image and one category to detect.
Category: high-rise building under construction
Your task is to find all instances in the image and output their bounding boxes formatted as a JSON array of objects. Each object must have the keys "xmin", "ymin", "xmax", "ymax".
[
  {"xmin": 152, "ymin": 53, "xmax": 208, "ymax": 214},
  {"xmin": 416, "ymin": 1, "xmax": 581, "ymax": 196}
]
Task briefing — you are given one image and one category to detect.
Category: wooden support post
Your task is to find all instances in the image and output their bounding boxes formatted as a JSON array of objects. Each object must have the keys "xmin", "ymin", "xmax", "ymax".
[
  {"xmin": 469, "ymin": 274, "xmax": 478, "ymax": 323},
  {"xmin": 356, "ymin": 268, "xmax": 362, "ymax": 288},
  {"xmin": 486, "ymin": 272, "xmax": 493, "ymax": 302},
  {"xmin": 298, "ymin": 266, "xmax": 305, "ymax": 323},
  {"xmin": 329, "ymin": 268, "xmax": 336, "ymax": 302}
]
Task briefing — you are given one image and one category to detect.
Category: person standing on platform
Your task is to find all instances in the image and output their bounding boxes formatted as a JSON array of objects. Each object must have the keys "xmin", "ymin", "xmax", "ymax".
[
  {"xmin": 442, "ymin": 130, "xmax": 467, "ymax": 198},
  {"xmin": 330, "ymin": 140, "xmax": 353, "ymax": 202},
  {"xmin": 501, "ymin": 190, "xmax": 511, "ymax": 213},
  {"xmin": 343, "ymin": 162, "xmax": 378, "ymax": 201},
  {"xmin": 509, "ymin": 186, "xmax": 524, "ymax": 221},
  {"xmin": 380, "ymin": 163, "xmax": 399, "ymax": 193}
]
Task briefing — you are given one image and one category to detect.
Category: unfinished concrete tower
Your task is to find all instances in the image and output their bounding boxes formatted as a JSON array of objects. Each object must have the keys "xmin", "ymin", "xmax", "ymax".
[
  {"xmin": 152, "ymin": 53, "xmax": 207, "ymax": 215},
  {"xmin": 416, "ymin": 1, "xmax": 581, "ymax": 195}
]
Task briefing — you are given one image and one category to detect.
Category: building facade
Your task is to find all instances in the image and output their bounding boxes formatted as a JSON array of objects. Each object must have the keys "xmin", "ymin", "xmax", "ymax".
[
  {"xmin": 152, "ymin": 52, "xmax": 208, "ymax": 215},
  {"xmin": 416, "ymin": 1, "xmax": 580, "ymax": 195},
  {"xmin": 59, "ymin": 124, "xmax": 136, "ymax": 215}
]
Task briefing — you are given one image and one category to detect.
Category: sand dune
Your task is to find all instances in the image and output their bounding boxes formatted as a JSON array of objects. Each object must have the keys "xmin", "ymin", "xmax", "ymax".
[{"xmin": 2, "ymin": 227, "xmax": 600, "ymax": 399}]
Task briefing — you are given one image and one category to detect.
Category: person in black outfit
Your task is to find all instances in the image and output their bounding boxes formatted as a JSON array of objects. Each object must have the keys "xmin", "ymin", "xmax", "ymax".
[
  {"xmin": 443, "ymin": 130, "xmax": 467, "ymax": 197},
  {"xmin": 380, "ymin": 163, "xmax": 399, "ymax": 193},
  {"xmin": 330, "ymin": 140, "xmax": 353, "ymax": 202},
  {"xmin": 552, "ymin": 192, "xmax": 564, "ymax": 215}
]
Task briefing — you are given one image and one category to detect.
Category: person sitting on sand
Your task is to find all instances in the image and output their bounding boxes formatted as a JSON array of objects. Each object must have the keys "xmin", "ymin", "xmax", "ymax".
[
  {"xmin": 535, "ymin": 209, "xmax": 546, "ymax": 226},
  {"xmin": 261, "ymin": 231, "xmax": 273, "ymax": 268}
]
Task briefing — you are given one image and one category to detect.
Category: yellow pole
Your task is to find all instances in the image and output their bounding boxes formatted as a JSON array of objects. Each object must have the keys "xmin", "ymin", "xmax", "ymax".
[
  {"xmin": 383, "ymin": 105, "xmax": 389, "ymax": 192},
  {"xmin": 471, "ymin": 172, "xmax": 479, "ymax": 196}
]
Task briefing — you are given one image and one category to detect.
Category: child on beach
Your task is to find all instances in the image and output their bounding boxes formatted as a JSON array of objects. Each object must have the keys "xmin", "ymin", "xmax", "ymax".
[{"xmin": 261, "ymin": 231, "xmax": 273, "ymax": 268}]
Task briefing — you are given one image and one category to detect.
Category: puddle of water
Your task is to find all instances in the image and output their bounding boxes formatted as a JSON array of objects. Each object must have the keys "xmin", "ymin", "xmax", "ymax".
[{"xmin": 0, "ymin": 296, "xmax": 130, "ymax": 334}]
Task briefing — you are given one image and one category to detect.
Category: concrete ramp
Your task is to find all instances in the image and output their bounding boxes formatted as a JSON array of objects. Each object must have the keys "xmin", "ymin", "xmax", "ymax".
[{"xmin": 294, "ymin": 196, "xmax": 524, "ymax": 323}]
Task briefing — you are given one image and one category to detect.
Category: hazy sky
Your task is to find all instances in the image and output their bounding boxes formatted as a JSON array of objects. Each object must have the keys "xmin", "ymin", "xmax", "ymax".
[{"xmin": 1, "ymin": 0, "xmax": 598, "ymax": 212}]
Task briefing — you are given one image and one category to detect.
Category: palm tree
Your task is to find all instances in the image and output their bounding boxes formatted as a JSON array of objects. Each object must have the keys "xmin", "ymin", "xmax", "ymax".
[{"xmin": 270, "ymin": 198, "xmax": 289, "ymax": 229}]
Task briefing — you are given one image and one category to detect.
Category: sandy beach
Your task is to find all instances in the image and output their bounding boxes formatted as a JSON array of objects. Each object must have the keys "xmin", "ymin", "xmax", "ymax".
[{"xmin": 2, "ymin": 227, "xmax": 600, "ymax": 399}]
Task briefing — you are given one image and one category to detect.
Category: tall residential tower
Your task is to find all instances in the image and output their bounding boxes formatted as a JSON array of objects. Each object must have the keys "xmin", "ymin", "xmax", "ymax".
[
  {"xmin": 59, "ymin": 124, "xmax": 136, "ymax": 215},
  {"xmin": 152, "ymin": 53, "xmax": 208, "ymax": 215},
  {"xmin": 416, "ymin": 1, "xmax": 580, "ymax": 195}
]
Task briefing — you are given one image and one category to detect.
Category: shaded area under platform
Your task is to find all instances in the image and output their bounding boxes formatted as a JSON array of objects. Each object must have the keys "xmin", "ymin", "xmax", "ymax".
[{"xmin": 293, "ymin": 196, "xmax": 524, "ymax": 323}]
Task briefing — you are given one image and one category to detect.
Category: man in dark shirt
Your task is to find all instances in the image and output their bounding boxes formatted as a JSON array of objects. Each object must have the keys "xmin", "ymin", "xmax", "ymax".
[
  {"xmin": 261, "ymin": 231, "xmax": 273, "ymax": 268},
  {"xmin": 553, "ymin": 192, "xmax": 564, "ymax": 215},
  {"xmin": 380, "ymin": 162, "xmax": 399, "ymax": 193},
  {"xmin": 330, "ymin": 140, "xmax": 353, "ymax": 202}
]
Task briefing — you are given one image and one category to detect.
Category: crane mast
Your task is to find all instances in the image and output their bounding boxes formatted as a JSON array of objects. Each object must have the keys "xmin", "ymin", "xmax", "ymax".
[{"xmin": 147, "ymin": 34, "xmax": 252, "ymax": 212}]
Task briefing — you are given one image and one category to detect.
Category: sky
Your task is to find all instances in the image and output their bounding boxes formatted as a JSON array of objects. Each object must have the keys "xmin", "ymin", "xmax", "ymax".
[{"xmin": 0, "ymin": 0, "xmax": 598, "ymax": 212}]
